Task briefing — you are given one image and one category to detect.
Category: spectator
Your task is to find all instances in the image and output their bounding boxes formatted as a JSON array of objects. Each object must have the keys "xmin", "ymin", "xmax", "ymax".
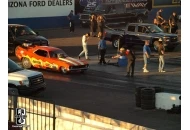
[
  {"xmin": 78, "ymin": 32, "xmax": 90, "ymax": 60},
  {"xmin": 97, "ymin": 15, "xmax": 105, "ymax": 35},
  {"xmin": 156, "ymin": 9, "xmax": 164, "ymax": 28},
  {"xmin": 67, "ymin": 10, "xmax": 75, "ymax": 33},
  {"xmin": 142, "ymin": 40, "xmax": 151, "ymax": 73},
  {"xmin": 169, "ymin": 12, "xmax": 178, "ymax": 33},
  {"xmin": 90, "ymin": 14, "xmax": 97, "ymax": 37},
  {"xmin": 125, "ymin": 47, "xmax": 136, "ymax": 77},
  {"xmin": 98, "ymin": 32, "xmax": 107, "ymax": 65},
  {"xmin": 158, "ymin": 38, "xmax": 166, "ymax": 72}
]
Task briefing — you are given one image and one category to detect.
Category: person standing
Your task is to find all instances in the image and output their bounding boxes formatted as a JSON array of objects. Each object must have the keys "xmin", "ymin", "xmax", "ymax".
[
  {"xmin": 98, "ymin": 32, "xmax": 107, "ymax": 65},
  {"xmin": 78, "ymin": 32, "xmax": 90, "ymax": 60},
  {"xmin": 169, "ymin": 12, "xmax": 178, "ymax": 33},
  {"xmin": 158, "ymin": 38, "xmax": 166, "ymax": 72},
  {"xmin": 90, "ymin": 14, "xmax": 97, "ymax": 37},
  {"xmin": 97, "ymin": 15, "xmax": 105, "ymax": 36},
  {"xmin": 125, "ymin": 47, "xmax": 136, "ymax": 77},
  {"xmin": 143, "ymin": 40, "xmax": 151, "ymax": 73},
  {"xmin": 156, "ymin": 9, "xmax": 164, "ymax": 28},
  {"xmin": 67, "ymin": 10, "xmax": 75, "ymax": 33}
]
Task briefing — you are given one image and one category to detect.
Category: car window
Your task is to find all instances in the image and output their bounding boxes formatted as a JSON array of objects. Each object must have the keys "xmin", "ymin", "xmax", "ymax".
[
  {"xmin": 128, "ymin": 25, "xmax": 136, "ymax": 32},
  {"xmin": 109, "ymin": 5, "xmax": 116, "ymax": 13},
  {"xmin": 35, "ymin": 50, "xmax": 49, "ymax": 57},
  {"xmin": 138, "ymin": 26, "xmax": 149, "ymax": 33},
  {"xmin": 146, "ymin": 25, "xmax": 163, "ymax": 33},
  {"xmin": 49, "ymin": 51, "xmax": 58, "ymax": 58},
  {"xmin": 10, "ymin": 26, "xmax": 36, "ymax": 37}
]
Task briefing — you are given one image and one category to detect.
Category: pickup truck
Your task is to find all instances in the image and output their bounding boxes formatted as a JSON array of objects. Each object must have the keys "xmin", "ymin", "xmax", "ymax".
[
  {"xmin": 8, "ymin": 58, "xmax": 46, "ymax": 96},
  {"xmin": 79, "ymin": 3, "xmax": 148, "ymax": 27},
  {"xmin": 104, "ymin": 23, "xmax": 180, "ymax": 51}
]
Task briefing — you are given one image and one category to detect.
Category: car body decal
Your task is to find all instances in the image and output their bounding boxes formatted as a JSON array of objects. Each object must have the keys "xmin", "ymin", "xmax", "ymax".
[
  {"xmin": 58, "ymin": 58, "xmax": 78, "ymax": 66},
  {"xmin": 66, "ymin": 57, "xmax": 85, "ymax": 65}
]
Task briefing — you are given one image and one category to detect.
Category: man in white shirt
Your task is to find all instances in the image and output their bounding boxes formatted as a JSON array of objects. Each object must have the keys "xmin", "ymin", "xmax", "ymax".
[{"xmin": 78, "ymin": 32, "xmax": 90, "ymax": 60}]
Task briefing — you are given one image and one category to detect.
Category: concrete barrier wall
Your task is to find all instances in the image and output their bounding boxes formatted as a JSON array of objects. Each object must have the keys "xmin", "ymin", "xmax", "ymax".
[{"xmin": 8, "ymin": 96, "xmax": 155, "ymax": 130}]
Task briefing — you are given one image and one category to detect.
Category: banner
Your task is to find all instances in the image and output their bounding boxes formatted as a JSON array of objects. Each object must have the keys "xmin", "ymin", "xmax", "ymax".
[{"xmin": 8, "ymin": 0, "xmax": 75, "ymax": 18}]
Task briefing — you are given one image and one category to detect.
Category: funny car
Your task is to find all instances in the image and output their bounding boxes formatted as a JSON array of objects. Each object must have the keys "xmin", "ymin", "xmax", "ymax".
[{"xmin": 15, "ymin": 46, "xmax": 89, "ymax": 74}]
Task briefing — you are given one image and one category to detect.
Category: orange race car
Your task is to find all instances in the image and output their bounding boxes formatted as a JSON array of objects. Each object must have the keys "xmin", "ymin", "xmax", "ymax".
[{"xmin": 15, "ymin": 46, "xmax": 89, "ymax": 74}]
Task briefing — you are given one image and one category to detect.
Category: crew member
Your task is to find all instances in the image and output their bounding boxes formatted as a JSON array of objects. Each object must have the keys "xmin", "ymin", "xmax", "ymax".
[{"xmin": 169, "ymin": 12, "xmax": 178, "ymax": 33}]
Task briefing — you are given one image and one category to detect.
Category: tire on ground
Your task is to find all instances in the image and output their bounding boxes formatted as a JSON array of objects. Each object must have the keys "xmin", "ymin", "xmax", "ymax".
[
  {"xmin": 135, "ymin": 87, "xmax": 146, "ymax": 107},
  {"xmin": 141, "ymin": 88, "xmax": 155, "ymax": 96},
  {"xmin": 60, "ymin": 67, "xmax": 68, "ymax": 74}
]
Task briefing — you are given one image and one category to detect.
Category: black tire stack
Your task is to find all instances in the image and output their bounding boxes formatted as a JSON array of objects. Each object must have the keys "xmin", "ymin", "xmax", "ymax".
[
  {"xmin": 135, "ymin": 86, "xmax": 164, "ymax": 110},
  {"xmin": 141, "ymin": 88, "xmax": 155, "ymax": 110},
  {"xmin": 135, "ymin": 87, "xmax": 146, "ymax": 107}
]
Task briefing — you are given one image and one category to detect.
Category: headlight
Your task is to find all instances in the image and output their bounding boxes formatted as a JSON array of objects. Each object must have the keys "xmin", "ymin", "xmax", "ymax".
[
  {"xmin": 23, "ymin": 43, "xmax": 33, "ymax": 47},
  {"xmin": 19, "ymin": 80, "xmax": 30, "ymax": 87},
  {"xmin": 163, "ymin": 37, "xmax": 170, "ymax": 42}
]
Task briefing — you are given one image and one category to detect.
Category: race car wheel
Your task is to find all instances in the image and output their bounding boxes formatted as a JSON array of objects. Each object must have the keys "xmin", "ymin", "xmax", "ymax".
[
  {"xmin": 61, "ymin": 67, "xmax": 68, "ymax": 74},
  {"xmin": 22, "ymin": 57, "xmax": 32, "ymax": 69},
  {"xmin": 153, "ymin": 41, "xmax": 159, "ymax": 51}
]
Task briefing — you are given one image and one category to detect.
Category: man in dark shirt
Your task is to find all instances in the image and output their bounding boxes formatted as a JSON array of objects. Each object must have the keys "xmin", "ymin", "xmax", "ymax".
[
  {"xmin": 156, "ymin": 9, "xmax": 164, "ymax": 28},
  {"xmin": 67, "ymin": 10, "xmax": 75, "ymax": 33},
  {"xmin": 125, "ymin": 47, "xmax": 136, "ymax": 77},
  {"xmin": 169, "ymin": 12, "xmax": 178, "ymax": 33},
  {"xmin": 98, "ymin": 33, "xmax": 107, "ymax": 65}
]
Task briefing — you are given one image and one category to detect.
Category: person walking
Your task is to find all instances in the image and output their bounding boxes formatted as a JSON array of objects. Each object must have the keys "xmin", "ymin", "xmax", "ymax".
[
  {"xmin": 97, "ymin": 15, "xmax": 105, "ymax": 36},
  {"xmin": 90, "ymin": 14, "xmax": 97, "ymax": 37},
  {"xmin": 98, "ymin": 32, "xmax": 107, "ymax": 65},
  {"xmin": 67, "ymin": 10, "xmax": 75, "ymax": 33},
  {"xmin": 156, "ymin": 9, "xmax": 164, "ymax": 28},
  {"xmin": 158, "ymin": 38, "xmax": 166, "ymax": 72},
  {"xmin": 125, "ymin": 47, "xmax": 136, "ymax": 77},
  {"xmin": 78, "ymin": 32, "xmax": 90, "ymax": 60},
  {"xmin": 169, "ymin": 12, "xmax": 178, "ymax": 33},
  {"xmin": 143, "ymin": 40, "xmax": 151, "ymax": 73}
]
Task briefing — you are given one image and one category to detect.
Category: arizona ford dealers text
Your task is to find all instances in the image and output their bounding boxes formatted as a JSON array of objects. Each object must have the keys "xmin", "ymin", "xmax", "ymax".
[{"xmin": 9, "ymin": 0, "xmax": 73, "ymax": 7}]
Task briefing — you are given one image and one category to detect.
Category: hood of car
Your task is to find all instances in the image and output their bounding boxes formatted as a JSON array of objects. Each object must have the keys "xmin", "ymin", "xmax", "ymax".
[
  {"xmin": 58, "ymin": 57, "xmax": 86, "ymax": 66},
  {"xmin": 16, "ymin": 35, "xmax": 48, "ymax": 43}
]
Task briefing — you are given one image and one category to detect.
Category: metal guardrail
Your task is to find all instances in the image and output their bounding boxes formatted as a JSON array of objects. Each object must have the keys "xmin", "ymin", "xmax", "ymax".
[{"xmin": 8, "ymin": 95, "xmax": 56, "ymax": 130}]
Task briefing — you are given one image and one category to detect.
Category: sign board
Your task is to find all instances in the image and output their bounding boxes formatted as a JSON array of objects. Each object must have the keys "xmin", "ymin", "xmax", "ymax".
[{"xmin": 8, "ymin": 0, "xmax": 75, "ymax": 18}]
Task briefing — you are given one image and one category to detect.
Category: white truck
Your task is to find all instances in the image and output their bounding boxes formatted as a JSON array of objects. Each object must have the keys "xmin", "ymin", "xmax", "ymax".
[{"xmin": 8, "ymin": 58, "xmax": 46, "ymax": 96}]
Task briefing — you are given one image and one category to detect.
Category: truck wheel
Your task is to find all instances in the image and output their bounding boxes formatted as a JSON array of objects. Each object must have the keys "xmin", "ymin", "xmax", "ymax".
[
  {"xmin": 60, "ymin": 67, "xmax": 68, "ymax": 74},
  {"xmin": 137, "ymin": 16, "xmax": 144, "ymax": 23},
  {"xmin": 153, "ymin": 41, "xmax": 159, "ymax": 51},
  {"xmin": 22, "ymin": 57, "xmax": 32, "ymax": 69},
  {"xmin": 112, "ymin": 38, "xmax": 119, "ymax": 49},
  {"xmin": 8, "ymin": 86, "xmax": 19, "ymax": 96}
]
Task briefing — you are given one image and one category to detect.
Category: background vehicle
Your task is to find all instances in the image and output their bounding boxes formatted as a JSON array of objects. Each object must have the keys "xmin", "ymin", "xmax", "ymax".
[
  {"xmin": 8, "ymin": 58, "xmax": 46, "ymax": 96},
  {"xmin": 15, "ymin": 46, "xmax": 89, "ymax": 74},
  {"xmin": 8, "ymin": 24, "xmax": 49, "ymax": 55},
  {"xmin": 104, "ymin": 23, "xmax": 180, "ymax": 51},
  {"xmin": 79, "ymin": 3, "xmax": 148, "ymax": 27}
]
